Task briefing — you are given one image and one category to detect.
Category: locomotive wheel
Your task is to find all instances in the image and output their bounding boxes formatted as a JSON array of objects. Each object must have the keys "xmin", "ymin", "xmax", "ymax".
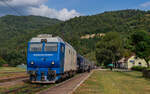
[{"xmin": 56, "ymin": 78, "xmax": 62, "ymax": 83}]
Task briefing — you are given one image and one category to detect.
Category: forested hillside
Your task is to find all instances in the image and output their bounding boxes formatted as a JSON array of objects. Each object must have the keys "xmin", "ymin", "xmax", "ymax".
[
  {"xmin": 0, "ymin": 15, "xmax": 61, "ymax": 48},
  {"xmin": 37, "ymin": 9, "xmax": 150, "ymax": 56},
  {"xmin": 0, "ymin": 15, "xmax": 61, "ymax": 66},
  {"xmin": 0, "ymin": 9, "xmax": 150, "ymax": 66}
]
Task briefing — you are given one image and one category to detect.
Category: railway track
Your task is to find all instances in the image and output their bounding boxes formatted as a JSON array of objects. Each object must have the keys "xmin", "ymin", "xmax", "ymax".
[
  {"xmin": 1, "ymin": 84, "xmax": 50, "ymax": 94},
  {"xmin": 0, "ymin": 76, "xmax": 28, "ymax": 83},
  {"xmin": 0, "ymin": 76, "xmax": 51, "ymax": 94},
  {"xmin": 0, "ymin": 77, "xmax": 28, "ymax": 88},
  {"xmin": 0, "ymin": 72, "xmax": 26, "ymax": 74},
  {"xmin": 0, "ymin": 71, "xmax": 93, "ymax": 94}
]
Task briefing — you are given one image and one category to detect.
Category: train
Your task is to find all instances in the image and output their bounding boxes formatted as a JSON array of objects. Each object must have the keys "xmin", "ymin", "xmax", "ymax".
[
  {"xmin": 77, "ymin": 55, "xmax": 92, "ymax": 73},
  {"xmin": 27, "ymin": 34, "xmax": 94, "ymax": 83}
]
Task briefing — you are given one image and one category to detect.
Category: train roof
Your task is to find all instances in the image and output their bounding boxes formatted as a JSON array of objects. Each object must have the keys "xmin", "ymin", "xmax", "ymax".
[
  {"xmin": 65, "ymin": 42, "xmax": 76, "ymax": 52},
  {"xmin": 30, "ymin": 34, "xmax": 65, "ymax": 43}
]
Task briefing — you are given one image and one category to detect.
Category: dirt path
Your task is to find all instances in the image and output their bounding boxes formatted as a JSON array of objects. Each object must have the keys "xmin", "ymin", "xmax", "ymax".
[{"xmin": 37, "ymin": 72, "xmax": 92, "ymax": 94}]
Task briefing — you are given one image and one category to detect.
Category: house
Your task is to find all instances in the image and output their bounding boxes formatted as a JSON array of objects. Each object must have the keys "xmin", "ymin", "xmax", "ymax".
[
  {"xmin": 118, "ymin": 56, "xmax": 150, "ymax": 69},
  {"xmin": 117, "ymin": 58, "xmax": 127, "ymax": 69}
]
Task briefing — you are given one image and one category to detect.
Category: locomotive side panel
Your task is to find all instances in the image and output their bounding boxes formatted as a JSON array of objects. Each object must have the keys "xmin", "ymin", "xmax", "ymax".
[
  {"xmin": 64, "ymin": 43, "xmax": 77, "ymax": 72},
  {"xmin": 64, "ymin": 44, "xmax": 71, "ymax": 72},
  {"xmin": 73, "ymin": 51, "xmax": 77, "ymax": 70}
]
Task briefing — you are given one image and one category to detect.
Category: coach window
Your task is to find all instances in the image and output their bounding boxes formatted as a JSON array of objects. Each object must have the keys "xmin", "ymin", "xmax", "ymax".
[
  {"xmin": 61, "ymin": 46, "xmax": 64, "ymax": 53},
  {"xmin": 30, "ymin": 43, "xmax": 42, "ymax": 52},
  {"xmin": 45, "ymin": 43, "xmax": 58, "ymax": 52}
]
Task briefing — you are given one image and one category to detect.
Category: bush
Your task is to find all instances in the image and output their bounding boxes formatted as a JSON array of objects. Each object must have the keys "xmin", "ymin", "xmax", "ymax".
[
  {"xmin": 131, "ymin": 66, "xmax": 147, "ymax": 71},
  {"xmin": 143, "ymin": 69, "xmax": 150, "ymax": 78},
  {"xmin": 0, "ymin": 58, "xmax": 7, "ymax": 67},
  {"xmin": 146, "ymin": 68, "xmax": 150, "ymax": 71}
]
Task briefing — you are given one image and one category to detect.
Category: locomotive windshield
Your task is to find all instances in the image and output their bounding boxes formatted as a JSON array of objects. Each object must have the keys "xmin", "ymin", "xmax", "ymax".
[
  {"xmin": 44, "ymin": 43, "xmax": 58, "ymax": 52},
  {"xmin": 30, "ymin": 43, "xmax": 43, "ymax": 52}
]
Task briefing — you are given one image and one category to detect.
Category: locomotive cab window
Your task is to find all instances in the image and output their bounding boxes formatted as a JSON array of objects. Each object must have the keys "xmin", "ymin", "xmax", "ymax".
[
  {"xmin": 45, "ymin": 43, "xmax": 58, "ymax": 52},
  {"xmin": 30, "ymin": 43, "xmax": 43, "ymax": 52}
]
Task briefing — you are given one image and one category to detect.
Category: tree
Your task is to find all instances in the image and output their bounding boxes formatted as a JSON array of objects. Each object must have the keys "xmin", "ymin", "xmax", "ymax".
[
  {"xmin": 131, "ymin": 30, "xmax": 150, "ymax": 67},
  {"xmin": 0, "ymin": 57, "xmax": 7, "ymax": 67},
  {"xmin": 96, "ymin": 32, "xmax": 124, "ymax": 66}
]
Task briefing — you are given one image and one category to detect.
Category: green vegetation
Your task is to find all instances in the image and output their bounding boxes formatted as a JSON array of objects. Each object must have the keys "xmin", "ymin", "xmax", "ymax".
[
  {"xmin": 74, "ymin": 70, "xmax": 150, "ymax": 94},
  {"xmin": 0, "ymin": 15, "xmax": 61, "ymax": 48},
  {"xmin": 131, "ymin": 66, "xmax": 147, "ymax": 71},
  {"xmin": 131, "ymin": 30, "xmax": 150, "ymax": 67},
  {"xmin": 96, "ymin": 32, "xmax": 124, "ymax": 66},
  {"xmin": 95, "ymin": 27, "xmax": 150, "ymax": 67},
  {"xmin": 0, "ymin": 9, "xmax": 150, "ymax": 66},
  {"xmin": 0, "ymin": 15, "xmax": 61, "ymax": 66},
  {"xmin": 0, "ymin": 57, "xmax": 7, "ymax": 67}
]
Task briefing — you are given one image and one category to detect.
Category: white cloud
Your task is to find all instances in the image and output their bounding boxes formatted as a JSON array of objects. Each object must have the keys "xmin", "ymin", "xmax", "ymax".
[
  {"xmin": 28, "ymin": 5, "xmax": 81, "ymax": 21},
  {"xmin": 140, "ymin": 1, "xmax": 150, "ymax": 7},
  {"xmin": 0, "ymin": 0, "xmax": 47, "ymax": 7},
  {"xmin": 0, "ymin": 0, "xmax": 81, "ymax": 20}
]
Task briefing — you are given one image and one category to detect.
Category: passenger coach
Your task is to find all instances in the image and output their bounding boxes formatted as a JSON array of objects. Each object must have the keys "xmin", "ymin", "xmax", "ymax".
[{"xmin": 27, "ymin": 34, "xmax": 77, "ymax": 83}]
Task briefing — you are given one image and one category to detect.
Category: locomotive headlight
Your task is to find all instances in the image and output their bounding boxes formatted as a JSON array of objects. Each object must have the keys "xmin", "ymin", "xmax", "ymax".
[
  {"xmin": 51, "ymin": 61, "xmax": 55, "ymax": 65},
  {"xmin": 31, "ymin": 61, "xmax": 34, "ymax": 65}
]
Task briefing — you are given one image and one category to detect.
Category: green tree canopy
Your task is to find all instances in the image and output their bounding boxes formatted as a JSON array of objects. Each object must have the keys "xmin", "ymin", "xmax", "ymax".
[
  {"xmin": 96, "ymin": 32, "xmax": 124, "ymax": 66},
  {"xmin": 0, "ymin": 57, "xmax": 7, "ymax": 67},
  {"xmin": 131, "ymin": 30, "xmax": 150, "ymax": 67}
]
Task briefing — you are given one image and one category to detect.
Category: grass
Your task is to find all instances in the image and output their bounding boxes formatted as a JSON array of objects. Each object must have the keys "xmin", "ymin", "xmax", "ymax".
[
  {"xmin": 0, "ymin": 67, "xmax": 26, "ymax": 73},
  {"xmin": 74, "ymin": 70, "xmax": 150, "ymax": 94},
  {"xmin": 0, "ymin": 67, "xmax": 27, "ymax": 79}
]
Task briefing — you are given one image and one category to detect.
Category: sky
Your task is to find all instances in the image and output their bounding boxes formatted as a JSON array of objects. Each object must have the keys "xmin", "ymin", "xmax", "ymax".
[{"xmin": 0, "ymin": 0, "xmax": 150, "ymax": 21}]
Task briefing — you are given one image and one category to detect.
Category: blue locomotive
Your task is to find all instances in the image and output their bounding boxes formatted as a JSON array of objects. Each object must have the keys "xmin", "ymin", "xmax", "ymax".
[{"xmin": 27, "ymin": 34, "xmax": 77, "ymax": 83}]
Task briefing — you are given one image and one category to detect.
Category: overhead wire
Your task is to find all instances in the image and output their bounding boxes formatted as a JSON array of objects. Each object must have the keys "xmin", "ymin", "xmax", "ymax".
[
  {"xmin": 0, "ymin": 0, "xmax": 103, "ymax": 18},
  {"xmin": 0, "ymin": 0, "xmax": 23, "ymax": 16}
]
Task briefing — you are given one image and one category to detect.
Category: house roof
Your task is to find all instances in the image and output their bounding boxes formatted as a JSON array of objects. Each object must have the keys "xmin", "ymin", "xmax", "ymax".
[{"xmin": 118, "ymin": 58, "xmax": 126, "ymax": 63}]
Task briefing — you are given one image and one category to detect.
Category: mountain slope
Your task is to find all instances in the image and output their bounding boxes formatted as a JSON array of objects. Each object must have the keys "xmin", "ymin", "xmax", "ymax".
[
  {"xmin": 0, "ymin": 15, "xmax": 62, "ymax": 47},
  {"xmin": 1, "ymin": 9, "xmax": 150, "ymax": 66},
  {"xmin": 39, "ymin": 9, "xmax": 150, "ymax": 54}
]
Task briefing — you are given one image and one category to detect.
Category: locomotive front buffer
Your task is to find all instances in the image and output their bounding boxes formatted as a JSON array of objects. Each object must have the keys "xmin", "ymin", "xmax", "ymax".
[{"xmin": 28, "ymin": 69, "xmax": 57, "ymax": 84}]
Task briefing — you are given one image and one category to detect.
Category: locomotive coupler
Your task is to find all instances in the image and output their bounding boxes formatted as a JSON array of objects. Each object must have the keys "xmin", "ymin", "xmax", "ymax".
[{"xmin": 48, "ymin": 70, "xmax": 56, "ymax": 81}]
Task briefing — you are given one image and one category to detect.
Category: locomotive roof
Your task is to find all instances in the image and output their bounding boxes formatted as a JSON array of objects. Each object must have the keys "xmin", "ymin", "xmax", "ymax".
[
  {"xmin": 30, "ymin": 37, "xmax": 65, "ymax": 43},
  {"xmin": 30, "ymin": 34, "xmax": 76, "ymax": 52},
  {"xmin": 65, "ymin": 42, "xmax": 76, "ymax": 51}
]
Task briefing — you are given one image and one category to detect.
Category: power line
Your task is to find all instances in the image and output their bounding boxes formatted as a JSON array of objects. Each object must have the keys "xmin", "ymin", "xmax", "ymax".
[
  {"xmin": 0, "ymin": 0, "xmax": 33, "ymax": 23},
  {"xmin": 0, "ymin": 0, "xmax": 32, "ymax": 34},
  {"xmin": 0, "ymin": 0, "xmax": 23, "ymax": 16}
]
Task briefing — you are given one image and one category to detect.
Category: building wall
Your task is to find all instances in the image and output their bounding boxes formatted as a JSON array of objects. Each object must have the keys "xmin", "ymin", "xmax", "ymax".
[{"xmin": 127, "ymin": 56, "xmax": 148, "ymax": 69}]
